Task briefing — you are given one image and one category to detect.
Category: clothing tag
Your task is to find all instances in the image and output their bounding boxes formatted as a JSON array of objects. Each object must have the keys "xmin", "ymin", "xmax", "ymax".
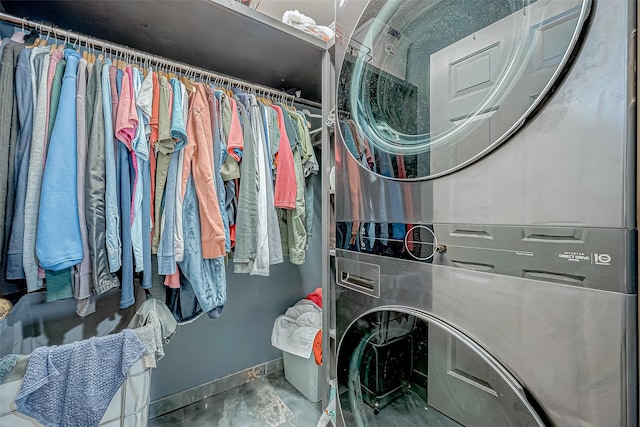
[{"xmin": 143, "ymin": 354, "xmax": 157, "ymax": 369}]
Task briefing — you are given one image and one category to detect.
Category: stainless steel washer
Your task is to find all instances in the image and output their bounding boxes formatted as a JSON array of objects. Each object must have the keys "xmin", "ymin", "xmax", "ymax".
[{"xmin": 334, "ymin": 1, "xmax": 637, "ymax": 426}]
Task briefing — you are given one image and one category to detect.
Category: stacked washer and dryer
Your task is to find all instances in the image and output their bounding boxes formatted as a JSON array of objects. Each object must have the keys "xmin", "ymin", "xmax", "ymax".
[{"xmin": 333, "ymin": 0, "xmax": 637, "ymax": 426}]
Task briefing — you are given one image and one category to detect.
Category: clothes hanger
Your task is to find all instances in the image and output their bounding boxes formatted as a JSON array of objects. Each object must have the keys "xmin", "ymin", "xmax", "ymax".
[
  {"xmin": 31, "ymin": 23, "xmax": 40, "ymax": 46},
  {"xmin": 180, "ymin": 67, "xmax": 196, "ymax": 93},
  {"xmin": 81, "ymin": 36, "xmax": 88, "ymax": 60},
  {"xmin": 32, "ymin": 23, "xmax": 42, "ymax": 46},
  {"xmin": 142, "ymin": 57, "xmax": 149, "ymax": 77},
  {"xmin": 261, "ymin": 88, "xmax": 273, "ymax": 106},
  {"xmin": 86, "ymin": 38, "xmax": 96, "ymax": 64},
  {"xmin": 301, "ymin": 108, "xmax": 322, "ymax": 118},
  {"xmin": 57, "ymin": 30, "xmax": 69, "ymax": 51},
  {"xmin": 92, "ymin": 39, "xmax": 98, "ymax": 64},
  {"xmin": 131, "ymin": 52, "xmax": 137, "ymax": 71},
  {"xmin": 160, "ymin": 62, "xmax": 167, "ymax": 80},
  {"xmin": 120, "ymin": 51, "xmax": 127, "ymax": 70},
  {"xmin": 49, "ymin": 32, "xmax": 57, "ymax": 53},
  {"xmin": 94, "ymin": 40, "xmax": 102, "ymax": 63},
  {"xmin": 16, "ymin": 18, "xmax": 30, "ymax": 44}
]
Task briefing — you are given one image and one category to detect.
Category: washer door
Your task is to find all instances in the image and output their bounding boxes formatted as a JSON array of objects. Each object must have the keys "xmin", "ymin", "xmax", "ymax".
[
  {"xmin": 336, "ymin": 0, "xmax": 591, "ymax": 180},
  {"xmin": 337, "ymin": 309, "xmax": 546, "ymax": 426}
]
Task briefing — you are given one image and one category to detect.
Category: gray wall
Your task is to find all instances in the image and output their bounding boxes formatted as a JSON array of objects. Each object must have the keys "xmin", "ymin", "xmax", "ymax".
[{"xmin": 150, "ymin": 170, "xmax": 323, "ymax": 401}]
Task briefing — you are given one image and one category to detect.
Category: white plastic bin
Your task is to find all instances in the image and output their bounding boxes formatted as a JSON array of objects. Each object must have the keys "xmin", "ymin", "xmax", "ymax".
[{"xmin": 282, "ymin": 351, "xmax": 322, "ymax": 403}]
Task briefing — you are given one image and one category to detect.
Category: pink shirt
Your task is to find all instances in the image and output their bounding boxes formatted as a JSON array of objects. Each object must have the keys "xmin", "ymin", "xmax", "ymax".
[
  {"xmin": 115, "ymin": 66, "xmax": 138, "ymax": 150},
  {"xmin": 227, "ymin": 97, "xmax": 243, "ymax": 161},
  {"xmin": 115, "ymin": 67, "xmax": 140, "ymax": 224},
  {"xmin": 43, "ymin": 49, "xmax": 63, "ymax": 157},
  {"xmin": 271, "ymin": 105, "xmax": 297, "ymax": 209}
]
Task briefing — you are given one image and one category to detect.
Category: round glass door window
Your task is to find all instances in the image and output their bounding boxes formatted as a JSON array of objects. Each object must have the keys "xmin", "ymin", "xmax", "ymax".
[
  {"xmin": 337, "ymin": 0, "xmax": 591, "ymax": 180},
  {"xmin": 337, "ymin": 309, "xmax": 546, "ymax": 426}
]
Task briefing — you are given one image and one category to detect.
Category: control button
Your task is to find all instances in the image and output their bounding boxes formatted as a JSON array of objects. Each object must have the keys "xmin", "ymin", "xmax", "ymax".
[{"xmin": 405, "ymin": 225, "xmax": 437, "ymax": 261}]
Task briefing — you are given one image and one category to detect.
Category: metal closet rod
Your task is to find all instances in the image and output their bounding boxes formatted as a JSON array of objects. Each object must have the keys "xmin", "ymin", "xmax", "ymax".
[{"xmin": 0, "ymin": 12, "xmax": 322, "ymax": 109}]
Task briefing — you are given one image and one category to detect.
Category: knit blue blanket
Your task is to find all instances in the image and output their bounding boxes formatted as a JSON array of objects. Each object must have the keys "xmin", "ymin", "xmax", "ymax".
[
  {"xmin": 0, "ymin": 353, "xmax": 20, "ymax": 381},
  {"xmin": 15, "ymin": 329, "xmax": 144, "ymax": 427}
]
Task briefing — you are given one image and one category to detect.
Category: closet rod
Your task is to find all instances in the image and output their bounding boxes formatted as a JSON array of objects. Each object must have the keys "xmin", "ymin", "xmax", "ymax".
[{"xmin": 0, "ymin": 12, "xmax": 322, "ymax": 109}]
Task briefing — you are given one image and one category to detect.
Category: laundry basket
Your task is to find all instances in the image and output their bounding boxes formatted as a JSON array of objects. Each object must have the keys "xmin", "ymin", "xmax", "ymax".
[
  {"xmin": 0, "ymin": 357, "xmax": 151, "ymax": 426},
  {"xmin": 271, "ymin": 294, "xmax": 323, "ymax": 403},
  {"xmin": 0, "ymin": 296, "xmax": 176, "ymax": 426},
  {"xmin": 282, "ymin": 350, "xmax": 322, "ymax": 403}
]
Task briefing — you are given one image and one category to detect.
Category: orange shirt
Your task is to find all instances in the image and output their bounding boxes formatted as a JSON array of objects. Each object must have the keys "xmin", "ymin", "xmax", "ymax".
[{"xmin": 182, "ymin": 84, "xmax": 226, "ymax": 258}]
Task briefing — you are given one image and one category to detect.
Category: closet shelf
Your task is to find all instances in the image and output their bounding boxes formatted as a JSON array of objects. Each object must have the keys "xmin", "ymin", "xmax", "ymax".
[{"xmin": 0, "ymin": 0, "xmax": 327, "ymax": 101}]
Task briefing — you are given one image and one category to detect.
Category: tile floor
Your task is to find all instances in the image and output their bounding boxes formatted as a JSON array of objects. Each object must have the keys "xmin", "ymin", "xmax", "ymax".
[
  {"xmin": 149, "ymin": 371, "xmax": 323, "ymax": 427},
  {"xmin": 339, "ymin": 391, "xmax": 461, "ymax": 427}
]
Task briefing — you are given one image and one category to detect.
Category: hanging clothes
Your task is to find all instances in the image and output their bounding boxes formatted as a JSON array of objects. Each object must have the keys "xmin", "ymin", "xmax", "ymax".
[
  {"xmin": 6, "ymin": 47, "xmax": 37, "ymax": 281},
  {"xmin": 133, "ymin": 67, "xmax": 153, "ymax": 289},
  {"xmin": 72, "ymin": 56, "xmax": 95, "ymax": 316},
  {"xmin": 103, "ymin": 62, "xmax": 121, "ymax": 273},
  {"xmin": 36, "ymin": 50, "xmax": 83, "ymax": 271},
  {"xmin": 84, "ymin": 58, "xmax": 119, "ymax": 296},
  {"xmin": 262, "ymin": 103, "xmax": 283, "ymax": 259},
  {"xmin": 173, "ymin": 82, "xmax": 189, "ymax": 264},
  {"xmin": 254, "ymin": 97, "xmax": 282, "ymax": 267},
  {"xmin": 0, "ymin": 40, "xmax": 25, "ymax": 295},
  {"xmin": 22, "ymin": 47, "xmax": 49, "ymax": 293},
  {"xmin": 152, "ymin": 75, "xmax": 172, "ymax": 254},
  {"xmin": 281, "ymin": 105, "xmax": 307, "ymax": 265},
  {"xmin": 113, "ymin": 66, "xmax": 134, "ymax": 309},
  {"xmin": 115, "ymin": 66, "xmax": 141, "ymax": 273},
  {"xmin": 0, "ymin": 28, "xmax": 316, "ymax": 319},
  {"xmin": 294, "ymin": 111, "xmax": 319, "ymax": 239},
  {"xmin": 233, "ymin": 95, "xmax": 261, "ymax": 274},
  {"xmin": 181, "ymin": 83, "xmax": 226, "ymax": 259},
  {"xmin": 220, "ymin": 95, "xmax": 242, "ymax": 181},
  {"xmin": 206, "ymin": 87, "xmax": 231, "ymax": 254}
]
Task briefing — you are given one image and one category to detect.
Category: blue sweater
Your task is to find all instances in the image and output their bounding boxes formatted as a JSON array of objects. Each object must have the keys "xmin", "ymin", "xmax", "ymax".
[{"xmin": 36, "ymin": 50, "xmax": 83, "ymax": 270}]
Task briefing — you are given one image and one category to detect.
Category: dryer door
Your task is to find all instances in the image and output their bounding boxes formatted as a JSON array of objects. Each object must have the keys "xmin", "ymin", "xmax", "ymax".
[
  {"xmin": 336, "ymin": 0, "xmax": 591, "ymax": 180},
  {"xmin": 337, "ymin": 309, "xmax": 546, "ymax": 426}
]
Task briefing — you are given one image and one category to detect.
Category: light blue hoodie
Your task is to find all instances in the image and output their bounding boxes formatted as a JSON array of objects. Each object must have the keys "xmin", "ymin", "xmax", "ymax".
[{"xmin": 36, "ymin": 50, "xmax": 83, "ymax": 271}]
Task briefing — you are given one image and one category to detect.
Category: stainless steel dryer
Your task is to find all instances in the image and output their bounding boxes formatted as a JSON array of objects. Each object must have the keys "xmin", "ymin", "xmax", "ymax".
[{"xmin": 333, "ymin": 0, "xmax": 637, "ymax": 426}]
